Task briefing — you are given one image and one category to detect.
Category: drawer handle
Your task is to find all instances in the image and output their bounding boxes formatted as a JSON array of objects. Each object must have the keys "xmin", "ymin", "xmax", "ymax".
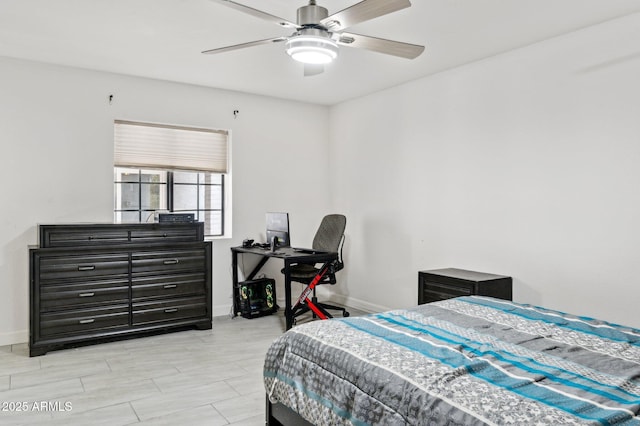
[
  {"xmin": 163, "ymin": 284, "xmax": 177, "ymax": 289},
  {"xmin": 78, "ymin": 265, "xmax": 96, "ymax": 271},
  {"xmin": 164, "ymin": 308, "xmax": 178, "ymax": 314},
  {"xmin": 163, "ymin": 259, "xmax": 179, "ymax": 265},
  {"xmin": 79, "ymin": 319, "xmax": 95, "ymax": 324},
  {"xmin": 78, "ymin": 292, "xmax": 95, "ymax": 298}
]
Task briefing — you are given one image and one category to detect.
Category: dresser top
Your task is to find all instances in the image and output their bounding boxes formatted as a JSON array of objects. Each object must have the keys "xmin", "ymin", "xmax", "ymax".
[{"xmin": 37, "ymin": 222, "xmax": 204, "ymax": 248}]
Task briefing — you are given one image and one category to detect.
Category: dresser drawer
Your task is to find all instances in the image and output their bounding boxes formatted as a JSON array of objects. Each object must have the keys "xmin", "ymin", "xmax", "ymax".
[
  {"xmin": 39, "ymin": 254, "xmax": 129, "ymax": 281},
  {"xmin": 40, "ymin": 305, "xmax": 129, "ymax": 338},
  {"xmin": 41, "ymin": 227, "xmax": 130, "ymax": 247},
  {"xmin": 132, "ymin": 296, "xmax": 207, "ymax": 326},
  {"xmin": 130, "ymin": 227, "xmax": 201, "ymax": 243},
  {"xmin": 132, "ymin": 273, "xmax": 205, "ymax": 301},
  {"xmin": 40, "ymin": 279, "xmax": 130, "ymax": 312},
  {"xmin": 132, "ymin": 249, "xmax": 206, "ymax": 274}
]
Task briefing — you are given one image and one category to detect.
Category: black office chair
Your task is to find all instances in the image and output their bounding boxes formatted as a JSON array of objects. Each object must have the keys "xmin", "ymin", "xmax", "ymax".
[{"xmin": 288, "ymin": 214, "xmax": 349, "ymax": 322}]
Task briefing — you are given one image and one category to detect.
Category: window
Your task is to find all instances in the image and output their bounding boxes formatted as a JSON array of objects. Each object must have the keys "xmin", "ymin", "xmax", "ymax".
[{"xmin": 113, "ymin": 121, "xmax": 229, "ymax": 237}]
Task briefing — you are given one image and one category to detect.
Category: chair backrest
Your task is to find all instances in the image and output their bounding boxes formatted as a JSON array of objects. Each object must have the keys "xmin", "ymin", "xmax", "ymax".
[{"xmin": 312, "ymin": 214, "xmax": 346, "ymax": 253}]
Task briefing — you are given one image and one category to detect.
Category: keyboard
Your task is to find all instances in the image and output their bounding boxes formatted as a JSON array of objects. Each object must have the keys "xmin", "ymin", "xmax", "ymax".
[{"xmin": 293, "ymin": 248, "xmax": 317, "ymax": 254}]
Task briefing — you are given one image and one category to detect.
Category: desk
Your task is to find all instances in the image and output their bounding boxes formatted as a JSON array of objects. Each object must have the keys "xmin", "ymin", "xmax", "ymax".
[{"xmin": 231, "ymin": 246, "xmax": 338, "ymax": 330}]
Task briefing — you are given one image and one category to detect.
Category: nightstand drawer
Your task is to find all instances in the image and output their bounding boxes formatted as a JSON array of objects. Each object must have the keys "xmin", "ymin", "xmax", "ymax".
[
  {"xmin": 132, "ymin": 296, "xmax": 207, "ymax": 326},
  {"xmin": 40, "ymin": 305, "xmax": 129, "ymax": 337},
  {"xmin": 132, "ymin": 273, "xmax": 206, "ymax": 300},
  {"xmin": 132, "ymin": 249, "xmax": 206, "ymax": 274},
  {"xmin": 421, "ymin": 281, "xmax": 473, "ymax": 303},
  {"xmin": 40, "ymin": 278, "xmax": 129, "ymax": 311},
  {"xmin": 39, "ymin": 254, "xmax": 129, "ymax": 281}
]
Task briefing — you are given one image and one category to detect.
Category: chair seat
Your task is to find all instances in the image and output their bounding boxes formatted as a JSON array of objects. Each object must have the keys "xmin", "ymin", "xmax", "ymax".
[{"xmin": 283, "ymin": 264, "xmax": 320, "ymax": 280}]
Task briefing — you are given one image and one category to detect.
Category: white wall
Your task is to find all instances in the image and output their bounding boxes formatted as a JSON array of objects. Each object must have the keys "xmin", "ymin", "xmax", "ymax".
[
  {"xmin": 0, "ymin": 57, "xmax": 330, "ymax": 345},
  {"xmin": 3, "ymin": 13, "xmax": 640, "ymax": 346},
  {"xmin": 328, "ymin": 14, "xmax": 640, "ymax": 327}
]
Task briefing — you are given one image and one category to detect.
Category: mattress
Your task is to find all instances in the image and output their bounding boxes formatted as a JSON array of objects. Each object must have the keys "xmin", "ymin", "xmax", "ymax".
[{"xmin": 264, "ymin": 296, "xmax": 640, "ymax": 425}]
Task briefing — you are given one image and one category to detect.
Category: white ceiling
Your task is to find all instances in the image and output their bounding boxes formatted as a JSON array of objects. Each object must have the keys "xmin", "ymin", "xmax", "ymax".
[{"xmin": 1, "ymin": 0, "xmax": 640, "ymax": 105}]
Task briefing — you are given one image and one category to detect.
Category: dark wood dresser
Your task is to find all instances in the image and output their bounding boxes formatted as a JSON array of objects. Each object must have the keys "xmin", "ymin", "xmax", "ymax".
[
  {"xmin": 418, "ymin": 268, "xmax": 512, "ymax": 305},
  {"xmin": 29, "ymin": 223, "xmax": 212, "ymax": 356}
]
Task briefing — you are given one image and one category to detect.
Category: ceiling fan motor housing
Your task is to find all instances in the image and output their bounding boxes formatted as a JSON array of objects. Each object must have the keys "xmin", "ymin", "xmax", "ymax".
[{"xmin": 297, "ymin": 3, "xmax": 329, "ymax": 27}]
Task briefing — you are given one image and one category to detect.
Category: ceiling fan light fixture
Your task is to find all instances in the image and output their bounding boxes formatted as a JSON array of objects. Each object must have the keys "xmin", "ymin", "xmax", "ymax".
[{"xmin": 285, "ymin": 35, "xmax": 338, "ymax": 65}]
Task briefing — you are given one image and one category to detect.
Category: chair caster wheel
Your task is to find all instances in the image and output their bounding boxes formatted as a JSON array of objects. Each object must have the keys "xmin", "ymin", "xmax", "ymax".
[{"xmin": 343, "ymin": 311, "xmax": 350, "ymax": 317}]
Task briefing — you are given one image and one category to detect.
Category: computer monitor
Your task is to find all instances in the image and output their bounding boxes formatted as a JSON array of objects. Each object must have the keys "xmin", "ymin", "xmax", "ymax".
[{"xmin": 266, "ymin": 212, "xmax": 290, "ymax": 247}]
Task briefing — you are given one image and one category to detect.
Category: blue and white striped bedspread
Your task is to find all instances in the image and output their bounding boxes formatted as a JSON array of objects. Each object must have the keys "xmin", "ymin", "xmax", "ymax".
[{"xmin": 264, "ymin": 296, "xmax": 640, "ymax": 425}]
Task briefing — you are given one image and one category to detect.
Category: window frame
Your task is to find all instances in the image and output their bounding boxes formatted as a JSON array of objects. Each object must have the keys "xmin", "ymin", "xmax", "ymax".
[
  {"xmin": 113, "ymin": 167, "xmax": 226, "ymax": 237},
  {"xmin": 113, "ymin": 120, "xmax": 231, "ymax": 238}
]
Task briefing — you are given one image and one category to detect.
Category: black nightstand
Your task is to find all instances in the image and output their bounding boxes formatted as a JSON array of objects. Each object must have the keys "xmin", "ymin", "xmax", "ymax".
[{"xmin": 418, "ymin": 268, "xmax": 512, "ymax": 304}]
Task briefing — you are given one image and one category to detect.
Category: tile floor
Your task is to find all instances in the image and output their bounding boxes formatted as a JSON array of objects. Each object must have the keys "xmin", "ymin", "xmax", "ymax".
[{"xmin": 0, "ymin": 308, "xmax": 359, "ymax": 426}]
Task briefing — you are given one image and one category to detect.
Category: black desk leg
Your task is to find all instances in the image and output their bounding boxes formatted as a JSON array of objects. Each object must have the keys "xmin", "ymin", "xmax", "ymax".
[
  {"xmin": 231, "ymin": 251, "xmax": 270, "ymax": 318},
  {"xmin": 284, "ymin": 259, "xmax": 293, "ymax": 330},
  {"xmin": 247, "ymin": 257, "xmax": 270, "ymax": 281},
  {"xmin": 231, "ymin": 250, "xmax": 239, "ymax": 316}
]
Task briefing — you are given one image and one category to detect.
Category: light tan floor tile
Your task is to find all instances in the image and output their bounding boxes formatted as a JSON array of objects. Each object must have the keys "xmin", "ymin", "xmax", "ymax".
[
  {"xmin": 225, "ymin": 371, "xmax": 265, "ymax": 397},
  {"xmin": 0, "ymin": 353, "xmax": 41, "ymax": 377},
  {"xmin": 10, "ymin": 343, "xmax": 30, "ymax": 357},
  {"xmin": 130, "ymin": 404, "xmax": 228, "ymax": 426},
  {"xmin": 130, "ymin": 381, "xmax": 239, "ymax": 421},
  {"xmin": 228, "ymin": 414, "xmax": 265, "ymax": 426},
  {"xmin": 212, "ymin": 390, "xmax": 265, "ymax": 424},
  {"xmin": 152, "ymin": 362, "xmax": 246, "ymax": 393},
  {"xmin": 39, "ymin": 345, "xmax": 130, "ymax": 369},
  {"xmin": 81, "ymin": 363, "xmax": 179, "ymax": 392},
  {"xmin": 0, "ymin": 407, "xmax": 54, "ymax": 425},
  {"xmin": 10, "ymin": 359, "xmax": 111, "ymax": 389},
  {"xmin": 43, "ymin": 402, "xmax": 138, "ymax": 426},
  {"xmin": 50, "ymin": 379, "xmax": 161, "ymax": 416},
  {"xmin": 0, "ymin": 378, "xmax": 85, "ymax": 403},
  {"xmin": 1, "ymin": 375, "xmax": 9, "ymax": 391}
]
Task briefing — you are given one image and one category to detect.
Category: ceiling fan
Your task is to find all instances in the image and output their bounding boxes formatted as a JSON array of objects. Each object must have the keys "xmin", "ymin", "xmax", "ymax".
[{"xmin": 202, "ymin": 0, "xmax": 425, "ymax": 76}]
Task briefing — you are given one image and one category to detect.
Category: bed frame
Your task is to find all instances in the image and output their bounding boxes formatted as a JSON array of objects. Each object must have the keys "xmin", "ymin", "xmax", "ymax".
[{"xmin": 266, "ymin": 396, "xmax": 312, "ymax": 426}]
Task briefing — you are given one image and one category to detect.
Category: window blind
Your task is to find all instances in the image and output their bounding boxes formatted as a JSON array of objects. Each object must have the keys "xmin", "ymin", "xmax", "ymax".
[{"xmin": 114, "ymin": 120, "xmax": 229, "ymax": 173}]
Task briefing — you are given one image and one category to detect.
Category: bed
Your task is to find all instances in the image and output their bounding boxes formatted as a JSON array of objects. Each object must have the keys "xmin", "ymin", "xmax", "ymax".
[{"xmin": 263, "ymin": 296, "xmax": 640, "ymax": 425}]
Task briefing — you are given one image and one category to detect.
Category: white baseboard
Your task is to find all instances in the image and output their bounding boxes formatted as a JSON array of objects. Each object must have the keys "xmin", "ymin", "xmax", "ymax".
[
  {"xmin": 213, "ymin": 303, "xmax": 234, "ymax": 318},
  {"xmin": 228, "ymin": 292, "xmax": 390, "ymax": 319},
  {"xmin": 326, "ymin": 293, "xmax": 390, "ymax": 314},
  {"xmin": 0, "ymin": 330, "xmax": 28, "ymax": 347}
]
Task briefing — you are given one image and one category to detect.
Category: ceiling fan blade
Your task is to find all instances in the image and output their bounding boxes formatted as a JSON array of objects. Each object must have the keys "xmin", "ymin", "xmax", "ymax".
[
  {"xmin": 202, "ymin": 37, "xmax": 288, "ymax": 55},
  {"xmin": 211, "ymin": 0, "xmax": 297, "ymax": 29},
  {"xmin": 321, "ymin": 0, "xmax": 411, "ymax": 32},
  {"xmin": 336, "ymin": 32, "xmax": 424, "ymax": 59},
  {"xmin": 304, "ymin": 64, "xmax": 325, "ymax": 77}
]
